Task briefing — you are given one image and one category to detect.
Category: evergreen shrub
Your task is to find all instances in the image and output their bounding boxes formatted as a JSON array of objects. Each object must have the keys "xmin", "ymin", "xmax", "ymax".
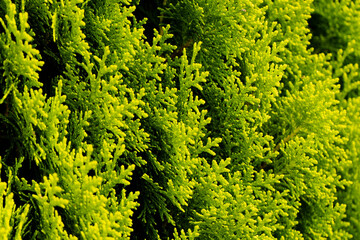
[{"xmin": 0, "ymin": 0, "xmax": 359, "ymax": 239}]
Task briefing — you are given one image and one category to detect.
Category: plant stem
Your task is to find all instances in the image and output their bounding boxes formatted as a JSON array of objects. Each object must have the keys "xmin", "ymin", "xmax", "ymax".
[{"xmin": 274, "ymin": 127, "xmax": 301, "ymax": 152}]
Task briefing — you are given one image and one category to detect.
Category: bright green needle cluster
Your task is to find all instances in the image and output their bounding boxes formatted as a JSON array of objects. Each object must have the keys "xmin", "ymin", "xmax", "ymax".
[{"xmin": 0, "ymin": 0, "xmax": 359, "ymax": 239}]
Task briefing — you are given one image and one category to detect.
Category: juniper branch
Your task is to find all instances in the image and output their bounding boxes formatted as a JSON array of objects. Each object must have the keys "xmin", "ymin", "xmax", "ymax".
[
  {"xmin": 170, "ymin": 38, "xmax": 194, "ymax": 59},
  {"xmin": 274, "ymin": 127, "xmax": 301, "ymax": 152},
  {"xmin": 159, "ymin": 0, "xmax": 167, "ymax": 36}
]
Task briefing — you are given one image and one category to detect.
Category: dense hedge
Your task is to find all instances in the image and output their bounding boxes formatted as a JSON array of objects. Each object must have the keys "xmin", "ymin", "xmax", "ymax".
[{"xmin": 0, "ymin": 0, "xmax": 359, "ymax": 239}]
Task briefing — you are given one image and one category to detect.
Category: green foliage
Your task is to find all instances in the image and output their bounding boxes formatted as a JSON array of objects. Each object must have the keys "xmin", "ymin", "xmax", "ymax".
[
  {"xmin": 0, "ymin": 160, "xmax": 30, "ymax": 239},
  {"xmin": 0, "ymin": 0, "xmax": 359, "ymax": 239}
]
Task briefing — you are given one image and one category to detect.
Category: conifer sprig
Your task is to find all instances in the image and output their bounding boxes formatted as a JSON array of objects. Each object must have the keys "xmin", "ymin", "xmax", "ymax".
[{"xmin": 0, "ymin": 0, "xmax": 359, "ymax": 239}]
